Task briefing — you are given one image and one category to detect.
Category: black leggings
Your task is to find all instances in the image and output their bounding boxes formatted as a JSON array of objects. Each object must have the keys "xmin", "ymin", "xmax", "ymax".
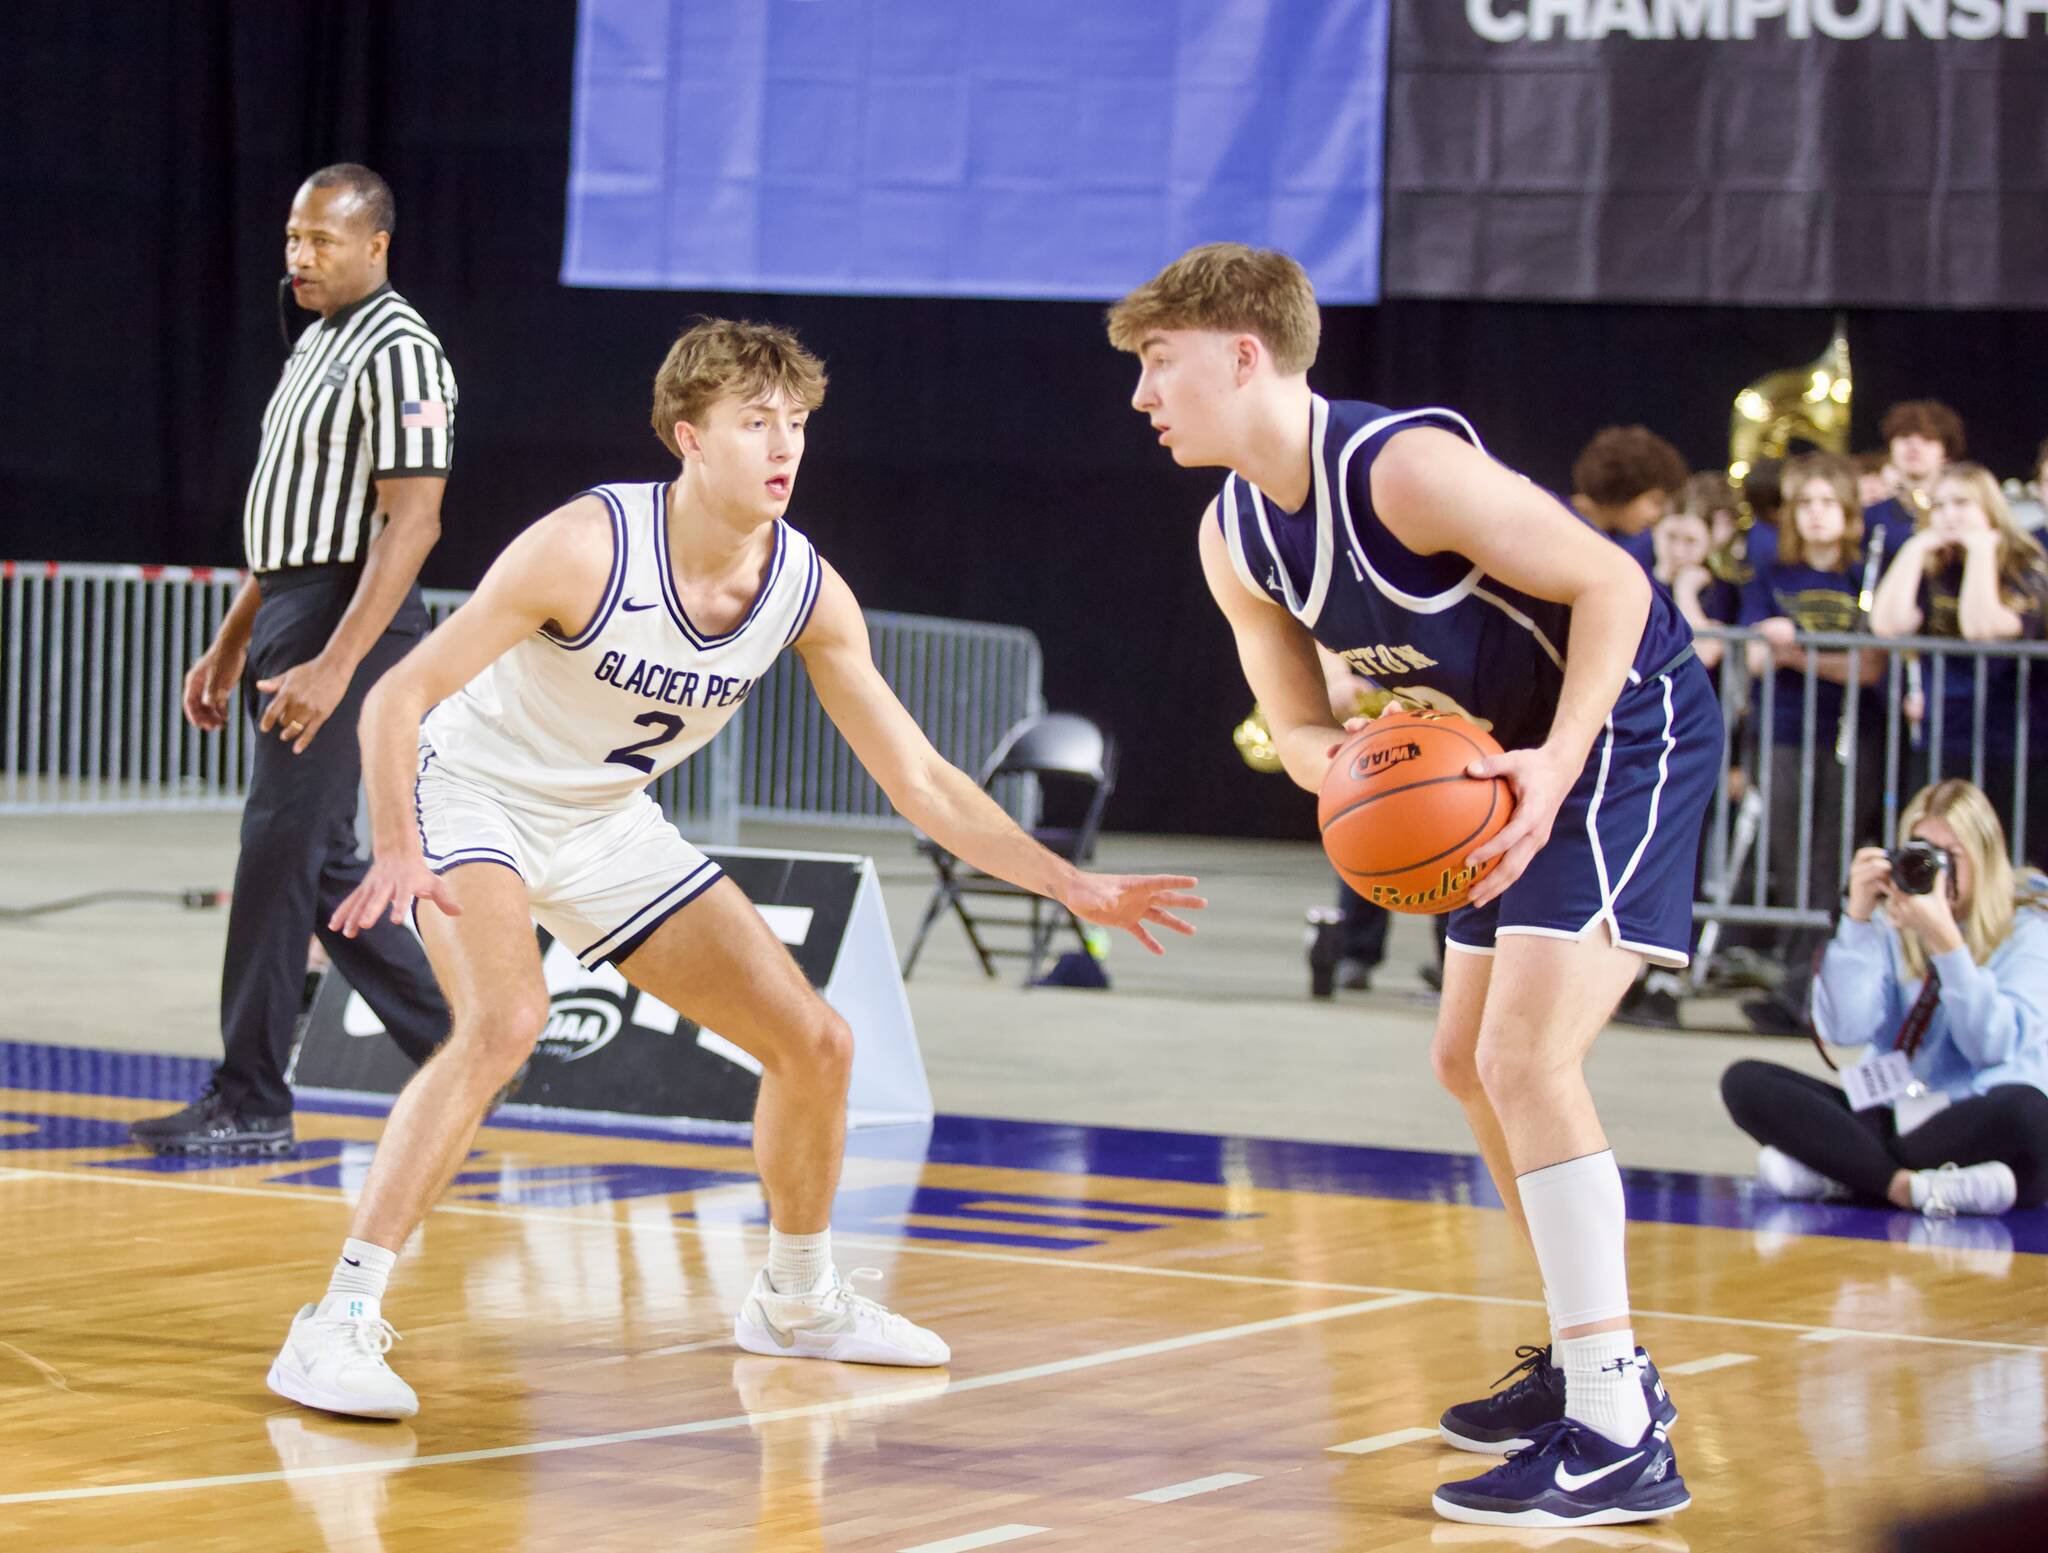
[{"xmin": 1721, "ymin": 1060, "xmax": 2048, "ymax": 1207}]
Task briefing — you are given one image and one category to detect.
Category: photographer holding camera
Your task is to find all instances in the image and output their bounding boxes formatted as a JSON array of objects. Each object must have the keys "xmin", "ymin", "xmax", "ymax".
[{"xmin": 1721, "ymin": 780, "xmax": 2048, "ymax": 1216}]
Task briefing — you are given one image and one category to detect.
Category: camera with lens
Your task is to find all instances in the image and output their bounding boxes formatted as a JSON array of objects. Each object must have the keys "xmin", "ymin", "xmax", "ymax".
[{"xmin": 1889, "ymin": 839, "xmax": 1948, "ymax": 896}]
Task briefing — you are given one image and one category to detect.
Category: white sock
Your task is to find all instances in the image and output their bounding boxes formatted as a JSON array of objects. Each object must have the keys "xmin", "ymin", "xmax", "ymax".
[
  {"xmin": 768, "ymin": 1228, "xmax": 832, "ymax": 1295},
  {"xmin": 319, "ymin": 1237, "xmax": 396, "ymax": 1320},
  {"xmin": 1517, "ymin": 1151, "xmax": 1648, "ymax": 1444},
  {"xmin": 1557, "ymin": 1330, "xmax": 1651, "ymax": 1446}
]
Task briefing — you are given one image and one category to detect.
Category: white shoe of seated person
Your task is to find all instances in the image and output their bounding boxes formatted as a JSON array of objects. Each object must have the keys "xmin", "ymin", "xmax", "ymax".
[
  {"xmin": 734, "ymin": 1267, "xmax": 949, "ymax": 1367},
  {"xmin": 1914, "ymin": 1160, "xmax": 2018, "ymax": 1218},
  {"xmin": 1756, "ymin": 1145, "xmax": 1840, "ymax": 1202}
]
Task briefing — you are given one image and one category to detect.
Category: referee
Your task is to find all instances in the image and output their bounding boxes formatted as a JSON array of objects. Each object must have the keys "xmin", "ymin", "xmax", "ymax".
[{"xmin": 132, "ymin": 164, "xmax": 452, "ymax": 1155}]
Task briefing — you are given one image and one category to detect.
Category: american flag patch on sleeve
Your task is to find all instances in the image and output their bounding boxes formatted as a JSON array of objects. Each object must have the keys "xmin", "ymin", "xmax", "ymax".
[{"xmin": 400, "ymin": 400, "xmax": 448, "ymax": 430}]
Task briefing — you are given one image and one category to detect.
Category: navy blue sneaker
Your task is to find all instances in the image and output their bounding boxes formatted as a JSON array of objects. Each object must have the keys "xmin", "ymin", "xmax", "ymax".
[
  {"xmin": 1432, "ymin": 1418, "xmax": 1690, "ymax": 1526},
  {"xmin": 1439, "ymin": 1343, "xmax": 1678, "ymax": 1454}
]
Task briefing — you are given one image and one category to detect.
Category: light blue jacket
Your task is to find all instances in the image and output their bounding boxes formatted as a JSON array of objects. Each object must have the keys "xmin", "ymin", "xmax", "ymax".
[{"xmin": 1811, "ymin": 894, "xmax": 2048, "ymax": 1102}]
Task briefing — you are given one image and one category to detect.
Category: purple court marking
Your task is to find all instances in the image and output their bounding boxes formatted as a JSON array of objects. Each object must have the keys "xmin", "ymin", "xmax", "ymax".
[{"xmin": 5, "ymin": 1036, "xmax": 2045, "ymax": 1254}]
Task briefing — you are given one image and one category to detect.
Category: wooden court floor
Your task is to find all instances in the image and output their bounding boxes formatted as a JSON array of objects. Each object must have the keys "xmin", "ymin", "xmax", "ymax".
[{"xmin": 4, "ymin": 1047, "xmax": 2047, "ymax": 1552}]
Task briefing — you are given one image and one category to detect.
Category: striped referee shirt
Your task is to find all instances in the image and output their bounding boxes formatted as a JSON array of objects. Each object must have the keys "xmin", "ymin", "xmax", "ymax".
[{"xmin": 241, "ymin": 283, "xmax": 457, "ymax": 572}]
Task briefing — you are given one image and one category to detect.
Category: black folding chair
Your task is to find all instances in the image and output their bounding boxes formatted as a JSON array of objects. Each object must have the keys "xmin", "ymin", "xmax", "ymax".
[{"xmin": 901, "ymin": 712, "xmax": 1117, "ymax": 984}]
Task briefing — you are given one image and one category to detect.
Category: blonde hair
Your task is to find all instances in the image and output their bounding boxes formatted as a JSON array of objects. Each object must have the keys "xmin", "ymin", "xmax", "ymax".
[
  {"xmin": 650, "ymin": 318, "xmax": 827, "ymax": 458},
  {"xmin": 1777, "ymin": 452, "xmax": 1864, "ymax": 569},
  {"xmin": 1936, "ymin": 462, "xmax": 2047, "ymax": 593},
  {"xmin": 1105, "ymin": 243, "xmax": 1320, "ymax": 375},
  {"xmin": 1893, "ymin": 779, "xmax": 2042, "ymax": 981}
]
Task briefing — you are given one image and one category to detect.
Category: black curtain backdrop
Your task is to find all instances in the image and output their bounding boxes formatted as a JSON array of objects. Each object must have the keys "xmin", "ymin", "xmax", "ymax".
[{"xmin": 4, "ymin": 2, "xmax": 2045, "ymax": 839}]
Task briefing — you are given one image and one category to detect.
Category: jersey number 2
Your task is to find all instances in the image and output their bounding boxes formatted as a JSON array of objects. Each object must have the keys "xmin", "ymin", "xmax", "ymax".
[{"xmin": 605, "ymin": 712, "xmax": 685, "ymax": 774}]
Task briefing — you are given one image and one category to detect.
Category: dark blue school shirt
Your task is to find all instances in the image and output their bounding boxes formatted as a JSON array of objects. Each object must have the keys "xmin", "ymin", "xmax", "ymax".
[
  {"xmin": 1861, "ymin": 497, "xmax": 1921, "ymax": 572},
  {"xmin": 1739, "ymin": 558, "xmax": 1872, "ymax": 748},
  {"xmin": 1213, "ymin": 396, "xmax": 1695, "ymax": 753},
  {"xmin": 1916, "ymin": 555, "xmax": 2048, "ymax": 759}
]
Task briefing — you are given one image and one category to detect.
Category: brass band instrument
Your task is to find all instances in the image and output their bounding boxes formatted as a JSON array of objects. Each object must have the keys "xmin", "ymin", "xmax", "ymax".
[
  {"xmin": 1233, "ymin": 704, "xmax": 1285, "ymax": 773},
  {"xmin": 1235, "ymin": 687, "xmax": 1392, "ymax": 774},
  {"xmin": 1713, "ymin": 319, "xmax": 1854, "ymax": 587}
]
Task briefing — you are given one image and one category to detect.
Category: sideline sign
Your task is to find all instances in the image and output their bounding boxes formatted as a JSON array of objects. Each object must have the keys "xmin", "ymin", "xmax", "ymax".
[{"xmin": 289, "ymin": 848, "xmax": 931, "ymax": 1129}]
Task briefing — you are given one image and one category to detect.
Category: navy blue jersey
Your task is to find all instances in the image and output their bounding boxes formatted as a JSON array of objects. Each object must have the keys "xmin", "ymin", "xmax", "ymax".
[{"xmin": 1216, "ymin": 397, "xmax": 1696, "ymax": 752}]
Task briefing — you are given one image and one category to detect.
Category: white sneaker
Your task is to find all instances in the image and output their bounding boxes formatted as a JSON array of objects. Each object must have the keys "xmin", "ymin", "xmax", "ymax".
[
  {"xmin": 267, "ymin": 1302, "xmax": 419, "ymax": 1420},
  {"xmin": 1757, "ymin": 1145, "xmax": 1838, "ymax": 1201},
  {"xmin": 734, "ymin": 1267, "xmax": 950, "ymax": 1367},
  {"xmin": 1916, "ymin": 1161, "xmax": 2018, "ymax": 1218}
]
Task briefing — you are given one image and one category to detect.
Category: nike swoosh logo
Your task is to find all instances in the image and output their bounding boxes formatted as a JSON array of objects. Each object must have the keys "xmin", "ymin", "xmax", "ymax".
[
  {"xmin": 343, "ymin": 1256, "xmax": 361, "ymax": 1267},
  {"xmin": 760, "ymin": 1311, "xmax": 795, "ymax": 1349},
  {"xmin": 621, "ymin": 598, "xmax": 657, "ymax": 612},
  {"xmin": 1554, "ymin": 1451, "xmax": 1644, "ymax": 1493}
]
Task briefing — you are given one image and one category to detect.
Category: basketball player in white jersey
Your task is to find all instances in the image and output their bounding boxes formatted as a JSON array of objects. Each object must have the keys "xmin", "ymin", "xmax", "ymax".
[{"xmin": 265, "ymin": 319, "xmax": 1204, "ymax": 1419}]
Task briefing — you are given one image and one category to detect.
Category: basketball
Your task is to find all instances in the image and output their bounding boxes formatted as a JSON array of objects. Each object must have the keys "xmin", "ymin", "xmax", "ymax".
[{"xmin": 1318, "ymin": 710, "xmax": 1514, "ymax": 914}]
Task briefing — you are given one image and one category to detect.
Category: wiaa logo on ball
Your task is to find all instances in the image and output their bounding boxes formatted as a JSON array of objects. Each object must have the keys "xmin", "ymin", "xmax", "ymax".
[{"xmin": 1350, "ymin": 739, "xmax": 1423, "ymax": 781}]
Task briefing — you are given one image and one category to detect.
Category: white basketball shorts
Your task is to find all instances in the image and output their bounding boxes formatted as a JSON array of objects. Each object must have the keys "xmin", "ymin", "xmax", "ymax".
[{"xmin": 412, "ymin": 743, "xmax": 723, "ymax": 968}]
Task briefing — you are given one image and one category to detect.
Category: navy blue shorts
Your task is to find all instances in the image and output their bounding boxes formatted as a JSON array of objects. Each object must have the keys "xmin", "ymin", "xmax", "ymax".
[{"xmin": 1446, "ymin": 655, "xmax": 1720, "ymax": 969}]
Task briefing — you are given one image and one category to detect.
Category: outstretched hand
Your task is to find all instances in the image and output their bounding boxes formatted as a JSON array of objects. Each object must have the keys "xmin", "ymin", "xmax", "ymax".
[
  {"xmin": 329, "ymin": 854, "xmax": 464, "ymax": 938},
  {"xmin": 1060, "ymin": 873, "xmax": 1206, "ymax": 956},
  {"xmin": 1460, "ymin": 743, "xmax": 1577, "ymax": 909}
]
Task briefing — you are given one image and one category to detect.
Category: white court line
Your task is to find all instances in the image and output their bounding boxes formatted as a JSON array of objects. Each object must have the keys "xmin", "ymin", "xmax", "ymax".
[
  {"xmin": 568, "ymin": 1336, "xmax": 731, "ymax": 1368},
  {"xmin": 0, "ymin": 1295, "xmax": 1415, "ymax": 1506},
  {"xmin": 900, "ymin": 1526, "xmax": 1048, "ymax": 1553},
  {"xmin": 1127, "ymin": 1471, "xmax": 1260, "ymax": 1503},
  {"xmin": 1665, "ymin": 1352, "xmax": 1757, "ymax": 1376},
  {"xmin": 1327, "ymin": 1426, "xmax": 1438, "ymax": 1455},
  {"xmin": 3, "ymin": 1165, "xmax": 2044, "ymax": 1355}
]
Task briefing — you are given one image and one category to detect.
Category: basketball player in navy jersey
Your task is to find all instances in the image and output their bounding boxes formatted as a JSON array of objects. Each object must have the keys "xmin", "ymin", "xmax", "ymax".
[
  {"xmin": 1110, "ymin": 245, "xmax": 1713, "ymax": 1527},
  {"xmin": 264, "ymin": 318, "xmax": 1204, "ymax": 1420}
]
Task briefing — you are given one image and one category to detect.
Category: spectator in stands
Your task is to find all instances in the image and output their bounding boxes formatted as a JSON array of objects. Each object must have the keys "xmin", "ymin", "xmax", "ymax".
[
  {"xmin": 1733, "ymin": 454, "xmax": 1889, "ymax": 1035},
  {"xmin": 1854, "ymin": 451, "xmax": 1893, "ymax": 513},
  {"xmin": 1871, "ymin": 463, "xmax": 2048, "ymax": 840},
  {"xmin": 1734, "ymin": 456, "xmax": 1788, "ymax": 573},
  {"xmin": 1570, "ymin": 425, "xmax": 1689, "ymax": 573},
  {"xmin": 1722, "ymin": 779, "xmax": 2048, "ymax": 1217},
  {"xmin": 1865, "ymin": 399, "xmax": 1966, "ymax": 559},
  {"xmin": 1742, "ymin": 453, "xmax": 1887, "ymax": 912},
  {"xmin": 1662, "ymin": 474, "xmax": 1742, "ymax": 670}
]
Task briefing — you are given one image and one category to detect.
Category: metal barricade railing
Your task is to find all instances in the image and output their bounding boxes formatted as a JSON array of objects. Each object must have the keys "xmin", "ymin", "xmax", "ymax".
[
  {"xmin": 1691, "ymin": 626, "xmax": 2048, "ymax": 960},
  {"xmin": 4, "ymin": 564, "xmax": 1043, "ymax": 842},
  {"xmin": 2, "ymin": 562, "xmax": 253, "ymax": 813},
  {"xmin": 731, "ymin": 610, "xmax": 1044, "ymax": 828}
]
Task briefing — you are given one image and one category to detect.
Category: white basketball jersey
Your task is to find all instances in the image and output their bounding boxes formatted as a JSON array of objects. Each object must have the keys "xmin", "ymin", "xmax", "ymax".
[{"xmin": 424, "ymin": 480, "xmax": 822, "ymax": 809}]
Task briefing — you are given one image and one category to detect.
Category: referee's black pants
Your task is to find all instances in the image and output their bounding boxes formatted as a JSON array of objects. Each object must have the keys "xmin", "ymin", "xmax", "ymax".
[
  {"xmin": 1721, "ymin": 1059, "xmax": 2048, "ymax": 1207},
  {"xmin": 218, "ymin": 569, "xmax": 447, "ymax": 1116}
]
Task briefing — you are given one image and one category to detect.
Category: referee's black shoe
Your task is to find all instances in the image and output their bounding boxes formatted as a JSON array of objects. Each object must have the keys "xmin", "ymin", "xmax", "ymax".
[{"xmin": 130, "ymin": 1078, "xmax": 295, "ymax": 1157}]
